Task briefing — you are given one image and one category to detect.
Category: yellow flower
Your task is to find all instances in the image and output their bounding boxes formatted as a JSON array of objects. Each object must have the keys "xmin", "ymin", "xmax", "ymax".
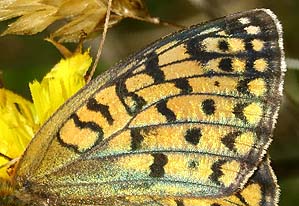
[
  {"xmin": 0, "ymin": 89, "xmax": 35, "ymax": 180},
  {"xmin": 0, "ymin": 51, "xmax": 92, "ymax": 180},
  {"xmin": 29, "ymin": 51, "xmax": 92, "ymax": 124}
]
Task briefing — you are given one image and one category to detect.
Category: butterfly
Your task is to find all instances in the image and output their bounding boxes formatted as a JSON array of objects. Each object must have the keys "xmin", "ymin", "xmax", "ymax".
[{"xmin": 0, "ymin": 8, "xmax": 285, "ymax": 206}]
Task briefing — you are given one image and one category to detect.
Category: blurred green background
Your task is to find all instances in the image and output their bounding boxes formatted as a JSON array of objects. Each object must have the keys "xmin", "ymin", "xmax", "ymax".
[{"xmin": 0, "ymin": 0, "xmax": 298, "ymax": 205}]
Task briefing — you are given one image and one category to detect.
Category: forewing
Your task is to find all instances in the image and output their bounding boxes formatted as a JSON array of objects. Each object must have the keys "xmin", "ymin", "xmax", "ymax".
[{"xmin": 14, "ymin": 9, "xmax": 284, "ymax": 205}]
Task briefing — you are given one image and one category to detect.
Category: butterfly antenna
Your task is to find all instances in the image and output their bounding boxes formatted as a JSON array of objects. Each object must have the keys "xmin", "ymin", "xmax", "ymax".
[
  {"xmin": 87, "ymin": 0, "xmax": 112, "ymax": 83},
  {"xmin": 128, "ymin": 14, "xmax": 186, "ymax": 30},
  {"xmin": 159, "ymin": 19, "xmax": 186, "ymax": 29},
  {"xmin": 0, "ymin": 153, "xmax": 18, "ymax": 170}
]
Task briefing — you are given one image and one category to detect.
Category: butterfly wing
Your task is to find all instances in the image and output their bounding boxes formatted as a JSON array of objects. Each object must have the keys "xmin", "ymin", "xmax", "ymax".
[
  {"xmin": 113, "ymin": 158, "xmax": 279, "ymax": 206},
  {"xmin": 14, "ymin": 9, "xmax": 284, "ymax": 205}
]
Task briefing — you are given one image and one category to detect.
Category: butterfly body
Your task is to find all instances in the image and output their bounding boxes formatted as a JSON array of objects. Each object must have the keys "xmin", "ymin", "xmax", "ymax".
[{"xmin": 2, "ymin": 8, "xmax": 284, "ymax": 206}]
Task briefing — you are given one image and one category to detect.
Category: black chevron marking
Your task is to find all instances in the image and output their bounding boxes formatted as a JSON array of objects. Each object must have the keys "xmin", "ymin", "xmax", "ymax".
[
  {"xmin": 221, "ymin": 131, "xmax": 242, "ymax": 152},
  {"xmin": 71, "ymin": 113, "xmax": 103, "ymax": 135},
  {"xmin": 209, "ymin": 159, "xmax": 227, "ymax": 185},
  {"xmin": 57, "ymin": 113, "xmax": 104, "ymax": 153},
  {"xmin": 232, "ymin": 103, "xmax": 248, "ymax": 122},
  {"xmin": 87, "ymin": 98, "xmax": 114, "ymax": 125},
  {"xmin": 156, "ymin": 100, "xmax": 176, "ymax": 122}
]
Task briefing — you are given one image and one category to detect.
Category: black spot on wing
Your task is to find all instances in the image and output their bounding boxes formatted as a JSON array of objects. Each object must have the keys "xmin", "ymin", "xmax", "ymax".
[
  {"xmin": 184, "ymin": 128, "xmax": 202, "ymax": 145},
  {"xmin": 174, "ymin": 78, "xmax": 193, "ymax": 94},
  {"xmin": 214, "ymin": 81, "xmax": 220, "ymax": 87},
  {"xmin": 202, "ymin": 99, "xmax": 216, "ymax": 115},
  {"xmin": 188, "ymin": 160, "xmax": 199, "ymax": 169},
  {"xmin": 211, "ymin": 203, "xmax": 221, "ymax": 206},
  {"xmin": 219, "ymin": 58, "xmax": 233, "ymax": 72},
  {"xmin": 130, "ymin": 128, "xmax": 144, "ymax": 150},
  {"xmin": 186, "ymin": 37, "xmax": 205, "ymax": 60},
  {"xmin": 237, "ymin": 79, "xmax": 250, "ymax": 95},
  {"xmin": 175, "ymin": 199, "xmax": 185, "ymax": 206},
  {"xmin": 149, "ymin": 153, "xmax": 168, "ymax": 178},
  {"xmin": 144, "ymin": 51, "xmax": 165, "ymax": 83},
  {"xmin": 218, "ymin": 40, "xmax": 229, "ymax": 52}
]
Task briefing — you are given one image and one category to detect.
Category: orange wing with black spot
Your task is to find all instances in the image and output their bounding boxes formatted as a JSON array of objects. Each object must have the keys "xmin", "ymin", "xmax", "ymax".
[
  {"xmin": 13, "ymin": 9, "xmax": 284, "ymax": 206},
  {"xmin": 114, "ymin": 158, "xmax": 279, "ymax": 206}
]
